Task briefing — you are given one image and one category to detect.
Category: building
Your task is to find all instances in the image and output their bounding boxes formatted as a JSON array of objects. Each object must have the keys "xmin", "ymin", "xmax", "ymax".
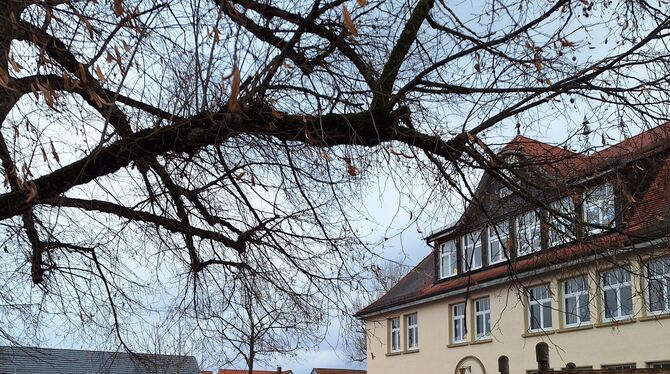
[
  {"xmin": 310, "ymin": 369, "xmax": 367, "ymax": 374},
  {"xmin": 0, "ymin": 345, "xmax": 200, "ymax": 373},
  {"xmin": 356, "ymin": 124, "xmax": 670, "ymax": 374},
  {"xmin": 217, "ymin": 369, "xmax": 293, "ymax": 374}
]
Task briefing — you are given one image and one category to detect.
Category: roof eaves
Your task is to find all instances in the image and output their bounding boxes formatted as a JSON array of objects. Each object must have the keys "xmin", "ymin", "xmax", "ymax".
[{"xmin": 356, "ymin": 236, "xmax": 665, "ymax": 319}]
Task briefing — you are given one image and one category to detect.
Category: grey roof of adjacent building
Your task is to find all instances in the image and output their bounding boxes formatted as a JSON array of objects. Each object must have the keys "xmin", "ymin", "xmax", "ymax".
[{"xmin": 0, "ymin": 346, "xmax": 199, "ymax": 374}]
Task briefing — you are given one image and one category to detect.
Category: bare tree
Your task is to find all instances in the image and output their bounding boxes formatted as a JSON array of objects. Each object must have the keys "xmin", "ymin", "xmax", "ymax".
[
  {"xmin": 0, "ymin": 0, "xmax": 669, "ymax": 358},
  {"xmin": 205, "ymin": 275, "xmax": 322, "ymax": 373},
  {"xmin": 343, "ymin": 259, "xmax": 409, "ymax": 362}
]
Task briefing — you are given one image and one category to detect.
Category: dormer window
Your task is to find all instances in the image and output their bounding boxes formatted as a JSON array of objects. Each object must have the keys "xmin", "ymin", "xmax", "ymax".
[
  {"xmin": 584, "ymin": 183, "xmax": 615, "ymax": 234},
  {"xmin": 487, "ymin": 222, "xmax": 509, "ymax": 264},
  {"xmin": 548, "ymin": 197, "xmax": 575, "ymax": 247},
  {"xmin": 516, "ymin": 211, "xmax": 541, "ymax": 256},
  {"xmin": 439, "ymin": 240, "xmax": 458, "ymax": 278},
  {"xmin": 462, "ymin": 231, "xmax": 483, "ymax": 271},
  {"xmin": 498, "ymin": 186, "xmax": 512, "ymax": 199}
]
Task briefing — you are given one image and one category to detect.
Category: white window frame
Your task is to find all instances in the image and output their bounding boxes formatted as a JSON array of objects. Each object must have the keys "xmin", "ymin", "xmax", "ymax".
[
  {"xmin": 389, "ymin": 317, "xmax": 401, "ymax": 353},
  {"xmin": 602, "ymin": 364, "xmax": 636, "ymax": 370},
  {"xmin": 528, "ymin": 284, "xmax": 553, "ymax": 332},
  {"xmin": 498, "ymin": 187, "xmax": 512, "ymax": 199},
  {"xmin": 474, "ymin": 297, "xmax": 491, "ymax": 340},
  {"xmin": 439, "ymin": 240, "xmax": 458, "ymax": 279},
  {"xmin": 584, "ymin": 183, "xmax": 615, "ymax": 234},
  {"xmin": 562, "ymin": 276, "xmax": 591, "ymax": 327},
  {"xmin": 601, "ymin": 267, "xmax": 633, "ymax": 322},
  {"xmin": 648, "ymin": 362, "xmax": 670, "ymax": 369},
  {"xmin": 516, "ymin": 211, "xmax": 541, "ymax": 257},
  {"xmin": 487, "ymin": 222, "xmax": 509, "ymax": 265},
  {"xmin": 461, "ymin": 231, "xmax": 483, "ymax": 271},
  {"xmin": 406, "ymin": 313, "xmax": 418, "ymax": 350},
  {"xmin": 548, "ymin": 197, "xmax": 575, "ymax": 248},
  {"xmin": 452, "ymin": 303, "xmax": 466, "ymax": 344},
  {"xmin": 645, "ymin": 258, "xmax": 670, "ymax": 315}
]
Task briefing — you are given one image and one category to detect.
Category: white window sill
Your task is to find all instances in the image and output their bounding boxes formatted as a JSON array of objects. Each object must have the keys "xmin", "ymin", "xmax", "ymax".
[
  {"xmin": 522, "ymin": 329, "xmax": 555, "ymax": 338},
  {"xmin": 601, "ymin": 315, "xmax": 634, "ymax": 323},
  {"xmin": 563, "ymin": 322, "xmax": 592, "ymax": 329},
  {"xmin": 645, "ymin": 309, "xmax": 670, "ymax": 317}
]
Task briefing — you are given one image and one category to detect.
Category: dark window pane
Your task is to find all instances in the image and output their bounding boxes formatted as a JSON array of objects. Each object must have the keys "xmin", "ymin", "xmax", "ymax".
[
  {"xmin": 621, "ymin": 286, "xmax": 633, "ymax": 316},
  {"xmin": 565, "ymin": 297, "xmax": 577, "ymax": 325},
  {"xmin": 649, "ymin": 279, "xmax": 664, "ymax": 312},
  {"xmin": 604, "ymin": 289, "xmax": 617, "ymax": 319},
  {"xmin": 530, "ymin": 304, "xmax": 541, "ymax": 330},
  {"xmin": 542, "ymin": 302, "xmax": 552, "ymax": 328},
  {"xmin": 579, "ymin": 294, "xmax": 590, "ymax": 322}
]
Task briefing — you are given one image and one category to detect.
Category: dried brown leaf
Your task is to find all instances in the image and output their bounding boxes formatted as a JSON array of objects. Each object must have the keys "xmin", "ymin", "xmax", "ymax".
[
  {"xmin": 114, "ymin": 0, "xmax": 124, "ymax": 17},
  {"xmin": 76, "ymin": 64, "xmax": 88, "ymax": 83},
  {"xmin": 94, "ymin": 65, "xmax": 106, "ymax": 82},
  {"xmin": 228, "ymin": 66, "xmax": 241, "ymax": 112},
  {"xmin": 357, "ymin": 0, "xmax": 367, "ymax": 6},
  {"xmin": 50, "ymin": 139, "xmax": 60, "ymax": 164},
  {"xmin": 533, "ymin": 51, "xmax": 543, "ymax": 72},
  {"xmin": 0, "ymin": 69, "xmax": 10, "ymax": 88},
  {"xmin": 343, "ymin": 157, "xmax": 358, "ymax": 176},
  {"xmin": 342, "ymin": 6, "xmax": 358, "ymax": 37},
  {"xmin": 560, "ymin": 38, "xmax": 576, "ymax": 48},
  {"xmin": 9, "ymin": 55, "xmax": 22, "ymax": 72}
]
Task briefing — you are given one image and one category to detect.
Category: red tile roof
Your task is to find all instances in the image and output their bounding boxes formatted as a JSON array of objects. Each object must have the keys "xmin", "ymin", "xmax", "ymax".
[
  {"xmin": 356, "ymin": 123, "xmax": 670, "ymax": 318},
  {"xmin": 218, "ymin": 370, "xmax": 292, "ymax": 374}
]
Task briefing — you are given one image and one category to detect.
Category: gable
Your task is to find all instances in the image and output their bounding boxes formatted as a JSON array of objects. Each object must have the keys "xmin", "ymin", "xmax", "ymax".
[{"xmin": 357, "ymin": 123, "xmax": 670, "ymax": 318}]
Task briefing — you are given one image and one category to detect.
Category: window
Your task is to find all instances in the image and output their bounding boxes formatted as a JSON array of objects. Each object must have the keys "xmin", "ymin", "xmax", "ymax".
[
  {"xmin": 548, "ymin": 197, "xmax": 575, "ymax": 247},
  {"xmin": 406, "ymin": 313, "xmax": 418, "ymax": 350},
  {"xmin": 499, "ymin": 187, "xmax": 512, "ymax": 199},
  {"xmin": 648, "ymin": 362, "xmax": 670, "ymax": 369},
  {"xmin": 452, "ymin": 303, "xmax": 466, "ymax": 343},
  {"xmin": 601, "ymin": 364, "xmax": 636, "ymax": 370},
  {"xmin": 517, "ymin": 211, "xmax": 541, "ymax": 256},
  {"xmin": 646, "ymin": 258, "xmax": 670, "ymax": 315},
  {"xmin": 563, "ymin": 276, "xmax": 590, "ymax": 327},
  {"xmin": 601, "ymin": 267, "xmax": 633, "ymax": 321},
  {"xmin": 440, "ymin": 240, "xmax": 458, "ymax": 278},
  {"xmin": 474, "ymin": 297, "xmax": 491, "ymax": 340},
  {"xmin": 488, "ymin": 222, "xmax": 509, "ymax": 265},
  {"xmin": 389, "ymin": 317, "xmax": 401, "ymax": 352},
  {"xmin": 528, "ymin": 284, "xmax": 553, "ymax": 331},
  {"xmin": 562, "ymin": 366, "xmax": 593, "ymax": 371},
  {"xmin": 584, "ymin": 183, "xmax": 615, "ymax": 234},
  {"xmin": 462, "ymin": 231, "xmax": 483, "ymax": 271}
]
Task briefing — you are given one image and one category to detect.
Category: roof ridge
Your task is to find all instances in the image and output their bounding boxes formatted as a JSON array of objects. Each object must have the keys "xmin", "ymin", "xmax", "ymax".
[{"xmin": 0, "ymin": 345, "xmax": 195, "ymax": 359}]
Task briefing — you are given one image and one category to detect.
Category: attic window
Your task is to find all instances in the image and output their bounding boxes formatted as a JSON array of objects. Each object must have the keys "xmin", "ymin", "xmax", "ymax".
[
  {"xmin": 462, "ymin": 232, "xmax": 483, "ymax": 271},
  {"xmin": 498, "ymin": 186, "xmax": 512, "ymax": 199},
  {"xmin": 516, "ymin": 211, "xmax": 541, "ymax": 256},
  {"xmin": 500, "ymin": 154, "xmax": 520, "ymax": 181},
  {"xmin": 439, "ymin": 240, "xmax": 458, "ymax": 278},
  {"xmin": 548, "ymin": 197, "xmax": 575, "ymax": 247},
  {"xmin": 584, "ymin": 183, "xmax": 615, "ymax": 234}
]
